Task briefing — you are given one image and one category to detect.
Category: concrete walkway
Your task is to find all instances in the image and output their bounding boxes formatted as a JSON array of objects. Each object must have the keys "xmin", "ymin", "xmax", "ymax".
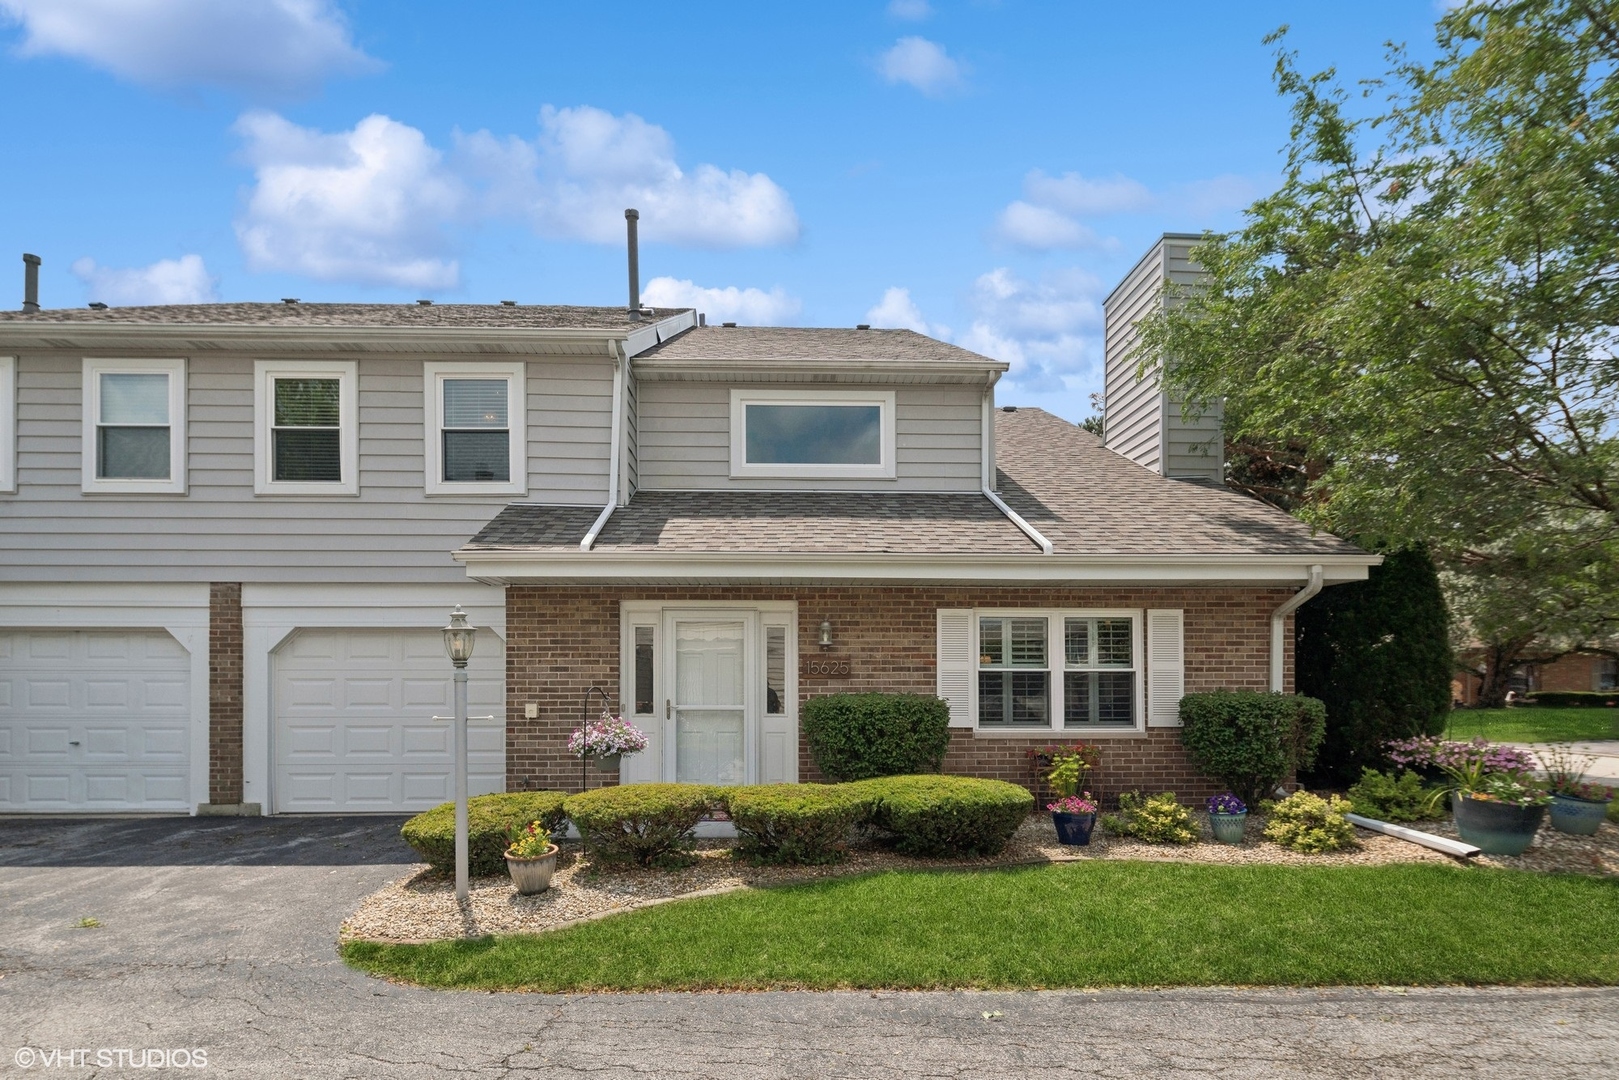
[
  {"xmin": 1506, "ymin": 741, "xmax": 1619, "ymax": 787},
  {"xmin": 3, "ymin": 815, "xmax": 1617, "ymax": 1078}
]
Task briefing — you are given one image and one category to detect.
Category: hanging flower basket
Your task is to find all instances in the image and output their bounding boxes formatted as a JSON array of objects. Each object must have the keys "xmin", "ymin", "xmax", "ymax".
[{"xmin": 569, "ymin": 713, "xmax": 648, "ymax": 766}]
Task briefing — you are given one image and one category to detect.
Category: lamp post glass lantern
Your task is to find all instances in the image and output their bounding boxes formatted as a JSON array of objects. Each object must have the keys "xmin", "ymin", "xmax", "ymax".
[{"xmin": 442, "ymin": 606, "xmax": 477, "ymax": 903}]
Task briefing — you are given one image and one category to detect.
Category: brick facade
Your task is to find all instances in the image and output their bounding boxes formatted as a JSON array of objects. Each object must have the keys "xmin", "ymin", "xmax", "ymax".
[
  {"xmin": 505, "ymin": 585, "xmax": 1295, "ymax": 802},
  {"xmin": 207, "ymin": 582, "xmax": 244, "ymax": 805}
]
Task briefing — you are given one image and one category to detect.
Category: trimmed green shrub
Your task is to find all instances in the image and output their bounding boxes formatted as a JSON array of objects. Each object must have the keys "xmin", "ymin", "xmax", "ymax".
[
  {"xmin": 802, "ymin": 694, "xmax": 951, "ymax": 781},
  {"xmin": 563, "ymin": 783, "xmax": 718, "ymax": 867},
  {"xmin": 1262, "ymin": 791, "xmax": 1358, "ymax": 853},
  {"xmin": 1297, "ymin": 547, "xmax": 1453, "ymax": 784},
  {"xmin": 852, "ymin": 775, "xmax": 1033, "ymax": 857},
  {"xmin": 1345, "ymin": 767, "xmax": 1434, "ymax": 823},
  {"xmin": 1101, "ymin": 791, "xmax": 1196, "ymax": 844},
  {"xmin": 1526, "ymin": 691, "xmax": 1619, "ymax": 708},
  {"xmin": 1179, "ymin": 691, "xmax": 1327, "ymax": 808},
  {"xmin": 722, "ymin": 784, "xmax": 871, "ymax": 865},
  {"xmin": 400, "ymin": 791, "xmax": 568, "ymax": 876}
]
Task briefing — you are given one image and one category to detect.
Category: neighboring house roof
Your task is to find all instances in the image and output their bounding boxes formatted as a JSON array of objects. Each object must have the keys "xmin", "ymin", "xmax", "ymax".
[
  {"xmin": 0, "ymin": 302, "xmax": 683, "ymax": 329},
  {"xmin": 636, "ymin": 325, "xmax": 1004, "ymax": 369},
  {"xmin": 461, "ymin": 407, "xmax": 1365, "ymax": 573}
]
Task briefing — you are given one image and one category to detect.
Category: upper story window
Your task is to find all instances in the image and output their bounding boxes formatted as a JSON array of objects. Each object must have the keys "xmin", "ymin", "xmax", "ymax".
[
  {"xmin": 254, "ymin": 361, "xmax": 357, "ymax": 496},
  {"xmin": 81, "ymin": 357, "xmax": 187, "ymax": 495},
  {"xmin": 424, "ymin": 361, "xmax": 526, "ymax": 496},
  {"xmin": 0, "ymin": 355, "xmax": 14, "ymax": 494},
  {"xmin": 976, "ymin": 611, "xmax": 1142, "ymax": 732},
  {"xmin": 729, "ymin": 389, "xmax": 896, "ymax": 480}
]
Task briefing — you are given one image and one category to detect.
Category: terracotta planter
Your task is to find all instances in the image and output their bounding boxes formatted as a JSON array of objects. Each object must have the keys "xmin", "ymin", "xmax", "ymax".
[
  {"xmin": 505, "ymin": 844, "xmax": 559, "ymax": 895},
  {"xmin": 1549, "ymin": 793, "xmax": 1611, "ymax": 836},
  {"xmin": 1453, "ymin": 793, "xmax": 1546, "ymax": 856}
]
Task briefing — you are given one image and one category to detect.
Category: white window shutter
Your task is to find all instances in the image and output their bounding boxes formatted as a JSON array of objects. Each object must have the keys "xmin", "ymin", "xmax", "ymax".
[
  {"xmin": 936, "ymin": 608, "xmax": 975, "ymax": 728},
  {"xmin": 1146, "ymin": 608, "xmax": 1185, "ymax": 727}
]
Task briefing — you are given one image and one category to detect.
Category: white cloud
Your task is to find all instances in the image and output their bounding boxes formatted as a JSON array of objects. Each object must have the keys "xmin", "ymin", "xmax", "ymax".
[
  {"xmin": 992, "ymin": 201, "xmax": 1103, "ymax": 251},
  {"xmin": 992, "ymin": 168, "xmax": 1262, "ymax": 251},
  {"xmin": 0, "ymin": 0, "xmax": 379, "ymax": 97},
  {"xmin": 233, "ymin": 111, "xmax": 464, "ymax": 289},
  {"xmin": 958, "ymin": 267, "xmax": 1106, "ymax": 392},
  {"xmin": 864, "ymin": 286, "xmax": 950, "ymax": 338},
  {"xmin": 1022, "ymin": 170, "xmax": 1154, "ymax": 216},
  {"xmin": 70, "ymin": 253, "xmax": 217, "ymax": 305},
  {"xmin": 458, "ymin": 105, "xmax": 799, "ymax": 249},
  {"xmin": 887, "ymin": 0, "xmax": 932, "ymax": 19},
  {"xmin": 877, "ymin": 36, "xmax": 964, "ymax": 96},
  {"xmin": 642, "ymin": 277, "xmax": 801, "ymax": 325}
]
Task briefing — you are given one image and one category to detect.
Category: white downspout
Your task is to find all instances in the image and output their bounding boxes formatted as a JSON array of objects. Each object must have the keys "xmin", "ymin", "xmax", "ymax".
[
  {"xmin": 581, "ymin": 341, "xmax": 626, "ymax": 551},
  {"xmin": 980, "ymin": 384, "xmax": 1053, "ymax": 556},
  {"xmin": 1270, "ymin": 564, "xmax": 1323, "ymax": 692}
]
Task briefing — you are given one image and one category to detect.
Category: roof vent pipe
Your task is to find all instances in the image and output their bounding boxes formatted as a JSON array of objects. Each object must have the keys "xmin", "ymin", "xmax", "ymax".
[
  {"xmin": 625, "ymin": 208, "xmax": 640, "ymax": 321},
  {"xmin": 22, "ymin": 253, "xmax": 40, "ymax": 314}
]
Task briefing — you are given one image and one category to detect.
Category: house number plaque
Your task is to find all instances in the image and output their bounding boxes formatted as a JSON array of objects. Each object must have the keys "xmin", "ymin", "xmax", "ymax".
[{"xmin": 802, "ymin": 657, "xmax": 853, "ymax": 678}]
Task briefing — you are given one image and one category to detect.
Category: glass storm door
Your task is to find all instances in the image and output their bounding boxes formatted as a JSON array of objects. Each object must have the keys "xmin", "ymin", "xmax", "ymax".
[{"xmin": 668, "ymin": 617, "xmax": 749, "ymax": 785}]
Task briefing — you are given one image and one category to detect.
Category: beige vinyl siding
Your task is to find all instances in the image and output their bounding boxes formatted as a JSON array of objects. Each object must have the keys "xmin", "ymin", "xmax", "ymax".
[
  {"xmin": 1103, "ymin": 235, "xmax": 1221, "ymax": 483},
  {"xmin": 2, "ymin": 352, "xmax": 612, "ymax": 583},
  {"xmin": 636, "ymin": 382, "xmax": 983, "ymax": 491}
]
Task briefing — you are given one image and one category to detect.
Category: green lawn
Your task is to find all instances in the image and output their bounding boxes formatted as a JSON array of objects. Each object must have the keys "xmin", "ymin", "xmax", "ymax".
[
  {"xmin": 1444, "ymin": 707, "xmax": 1619, "ymax": 743},
  {"xmin": 343, "ymin": 862, "xmax": 1619, "ymax": 992}
]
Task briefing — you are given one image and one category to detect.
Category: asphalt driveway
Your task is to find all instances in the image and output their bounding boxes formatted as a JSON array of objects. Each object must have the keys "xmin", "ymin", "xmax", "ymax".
[{"xmin": 2, "ymin": 815, "xmax": 1616, "ymax": 1078}]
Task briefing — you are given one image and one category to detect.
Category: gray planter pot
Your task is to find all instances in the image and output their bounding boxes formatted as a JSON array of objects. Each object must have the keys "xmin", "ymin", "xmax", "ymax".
[
  {"xmin": 1549, "ymin": 793, "xmax": 1611, "ymax": 836},
  {"xmin": 594, "ymin": 754, "xmax": 621, "ymax": 772},
  {"xmin": 1209, "ymin": 811, "xmax": 1248, "ymax": 845},
  {"xmin": 505, "ymin": 845, "xmax": 559, "ymax": 895},
  {"xmin": 1453, "ymin": 793, "xmax": 1546, "ymax": 856}
]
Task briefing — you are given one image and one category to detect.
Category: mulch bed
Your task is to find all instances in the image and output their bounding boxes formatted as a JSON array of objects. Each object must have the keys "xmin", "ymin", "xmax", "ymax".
[{"xmin": 342, "ymin": 813, "xmax": 1619, "ymax": 944}]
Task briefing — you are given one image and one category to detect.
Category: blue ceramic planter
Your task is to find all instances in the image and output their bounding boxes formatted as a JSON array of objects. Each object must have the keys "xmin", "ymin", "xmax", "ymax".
[
  {"xmin": 1209, "ymin": 811, "xmax": 1248, "ymax": 845},
  {"xmin": 1453, "ymin": 793, "xmax": 1545, "ymax": 856},
  {"xmin": 1549, "ymin": 793, "xmax": 1610, "ymax": 836},
  {"xmin": 1052, "ymin": 811, "xmax": 1096, "ymax": 846}
]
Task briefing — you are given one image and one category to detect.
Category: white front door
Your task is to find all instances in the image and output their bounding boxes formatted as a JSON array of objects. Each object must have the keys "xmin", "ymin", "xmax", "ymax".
[{"xmin": 618, "ymin": 603, "xmax": 796, "ymax": 787}]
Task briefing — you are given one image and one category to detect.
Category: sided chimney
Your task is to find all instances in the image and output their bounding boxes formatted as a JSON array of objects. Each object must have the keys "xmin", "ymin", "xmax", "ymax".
[
  {"xmin": 625, "ymin": 208, "xmax": 640, "ymax": 321},
  {"xmin": 22, "ymin": 253, "xmax": 40, "ymax": 314}
]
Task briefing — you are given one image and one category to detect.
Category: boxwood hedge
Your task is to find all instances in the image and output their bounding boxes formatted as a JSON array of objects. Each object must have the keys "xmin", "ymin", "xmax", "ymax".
[
  {"xmin": 801, "ymin": 693, "xmax": 952, "ymax": 781},
  {"xmin": 722, "ymin": 783, "xmax": 872, "ymax": 865},
  {"xmin": 563, "ymin": 783, "xmax": 719, "ymax": 867},
  {"xmin": 852, "ymin": 774, "xmax": 1034, "ymax": 857},
  {"xmin": 400, "ymin": 791, "xmax": 568, "ymax": 876}
]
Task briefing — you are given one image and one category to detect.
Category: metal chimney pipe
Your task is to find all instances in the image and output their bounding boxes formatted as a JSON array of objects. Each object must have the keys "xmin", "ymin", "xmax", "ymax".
[
  {"xmin": 22, "ymin": 253, "xmax": 40, "ymax": 314},
  {"xmin": 624, "ymin": 208, "xmax": 640, "ymax": 321}
]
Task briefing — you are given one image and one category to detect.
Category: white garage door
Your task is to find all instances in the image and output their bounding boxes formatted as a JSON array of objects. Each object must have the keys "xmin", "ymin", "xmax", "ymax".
[
  {"xmin": 273, "ymin": 629, "xmax": 505, "ymax": 813},
  {"xmin": 0, "ymin": 630, "xmax": 192, "ymax": 812}
]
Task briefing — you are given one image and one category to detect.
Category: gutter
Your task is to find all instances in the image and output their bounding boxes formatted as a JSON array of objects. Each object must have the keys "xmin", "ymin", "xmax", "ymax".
[
  {"xmin": 1270, "ymin": 563, "xmax": 1323, "ymax": 692},
  {"xmin": 580, "ymin": 341, "xmax": 626, "ymax": 551},
  {"xmin": 981, "ymin": 386, "xmax": 1053, "ymax": 555}
]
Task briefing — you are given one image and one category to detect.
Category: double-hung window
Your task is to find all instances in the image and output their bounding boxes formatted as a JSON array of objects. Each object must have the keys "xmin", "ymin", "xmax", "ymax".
[
  {"xmin": 424, "ymin": 362, "xmax": 526, "ymax": 495},
  {"xmin": 729, "ymin": 388, "xmax": 896, "ymax": 479},
  {"xmin": 254, "ymin": 361, "xmax": 357, "ymax": 495},
  {"xmin": 82, "ymin": 358, "xmax": 187, "ymax": 494},
  {"xmin": 974, "ymin": 611, "xmax": 1143, "ymax": 732}
]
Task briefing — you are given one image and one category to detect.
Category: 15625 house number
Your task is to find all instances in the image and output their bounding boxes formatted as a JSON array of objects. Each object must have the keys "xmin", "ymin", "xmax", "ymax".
[{"xmin": 802, "ymin": 657, "xmax": 853, "ymax": 678}]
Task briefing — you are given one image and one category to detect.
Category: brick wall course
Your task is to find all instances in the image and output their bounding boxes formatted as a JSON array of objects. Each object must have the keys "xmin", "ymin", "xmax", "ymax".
[
  {"xmin": 505, "ymin": 585, "xmax": 1295, "ymax": 802},
  {"xmin": 208, "ymin": 582, "xmax": 244, "ymax": 804}
]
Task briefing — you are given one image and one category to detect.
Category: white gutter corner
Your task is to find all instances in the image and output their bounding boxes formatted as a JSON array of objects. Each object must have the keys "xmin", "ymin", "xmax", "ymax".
[
  {"xmin": 981, "ymin": 387, "xmax": 1052, "ymax": 555},
  {"xmin": 1270, "ymin": 563, "xmax": 1323, "ymax": 692},
  {"xmin": 581, "ymin": 341, "xmax": 627, "ymax": 552}
]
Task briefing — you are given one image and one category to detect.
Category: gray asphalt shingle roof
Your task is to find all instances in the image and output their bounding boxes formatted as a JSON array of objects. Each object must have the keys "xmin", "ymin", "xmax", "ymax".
[
  {"xmin": 465, "ymin": 408, "xmax": 1361, "ymax": 559},
  {"xmin": 636, "ymin": 325, "xmax": 1002, "ymax": 366},
  {"xmin": 0, "ymin": 302, "xmax": 685, "ymax": 329}
]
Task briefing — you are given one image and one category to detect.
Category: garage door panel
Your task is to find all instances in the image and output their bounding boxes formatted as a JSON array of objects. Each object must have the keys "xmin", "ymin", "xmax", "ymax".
[
  {"xmin": 141, "ymin": 725, "xmax": 189, "ymax": 758},
  {"xmin": 26, "ymin": 726, "xmax": 71, "ymax": 756},
  {"xmin": 25, "ymin": 634, "xmax": 71, "ymax": 661},
  {"xmin": 274, "ymin": 628, "xmax": 505, "ymax": 813},
  {"xmin": 25, "ymin": 680, "xmax": 71, "ymax": 709},
  {"xmin": 24, "ymin": 773, "xmax": 72, "ymax": 804},
  {"xmin": 83, "ymin": 726, "xmax": 130, "ymax": 757}
]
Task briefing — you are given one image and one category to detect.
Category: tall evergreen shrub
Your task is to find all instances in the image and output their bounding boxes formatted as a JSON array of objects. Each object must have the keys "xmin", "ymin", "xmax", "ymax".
[{"xmin": 1296, "ymin": 547, "xmax": 1453, "ymax": 785}]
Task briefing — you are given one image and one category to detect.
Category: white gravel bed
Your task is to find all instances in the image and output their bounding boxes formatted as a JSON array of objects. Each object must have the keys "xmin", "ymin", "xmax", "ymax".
[{"xmin": 342, "ymin": 812, "xmax": 1619, "ymax": 944}]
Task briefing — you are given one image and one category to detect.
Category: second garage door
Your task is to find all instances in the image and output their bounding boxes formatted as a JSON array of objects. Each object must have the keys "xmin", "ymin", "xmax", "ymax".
[{"xmin": 273, "ymin": 629, "xmax": 505, "ymax": 813}]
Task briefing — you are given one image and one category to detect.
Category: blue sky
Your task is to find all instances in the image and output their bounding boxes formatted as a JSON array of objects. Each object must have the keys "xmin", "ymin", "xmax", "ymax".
[{"xmin": 0, "ymin": 1, "xmax": 1446, "ymax": 420}]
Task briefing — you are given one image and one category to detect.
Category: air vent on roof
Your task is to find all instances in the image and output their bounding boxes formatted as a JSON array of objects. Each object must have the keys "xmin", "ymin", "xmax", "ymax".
[
  {"xmin": 88, "ymin": 302, "xmax": 108, "ymax": 310},
  {"xmin": 281, "ymin": 297, "xmax": 299, "ymax": 304},
  {"xmin": 1002, "ymin": 405, "xmax": 1018, "ymax": 413},
  {"xmin": 417, "ymin": 299, "xmax": 433, "ymax": 306},
  {"xmin": 698, "ymin": 312, "xmax": 706, "ymax": 326},
  {"xmin": 856, "ymin": 323, "xmax": 871, "ymax": 330},
  {"xmin": 500, "ymin": 300, "xmax": 516, "ymax": 306},
  {"xmin": 722, "ymin": 321, "xmax": 737, "ymax": 328}
]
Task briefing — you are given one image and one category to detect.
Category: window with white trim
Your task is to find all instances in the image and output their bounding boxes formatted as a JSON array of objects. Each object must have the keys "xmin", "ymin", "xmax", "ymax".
[
  {"xmin": 0, "ymin": 355, "xmax": 14, "ymax": 493},
  {"xmin": 424, "ymin": 362, "xmax": 526, "ymax": 495},
  {"xmin": 974, "ymin": 611, "xmax": 1143, "ymax": 732},
  {"xmin": 729, "ymin": 388, "xmax": 896, "ymax": 479},
  {"xmin": 253, "ymin": 361, "xmax": 357, "ymax": 496},
  {"xmin": 82, "ymin": 357, "xmax": 187, "ymax": 494}
]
